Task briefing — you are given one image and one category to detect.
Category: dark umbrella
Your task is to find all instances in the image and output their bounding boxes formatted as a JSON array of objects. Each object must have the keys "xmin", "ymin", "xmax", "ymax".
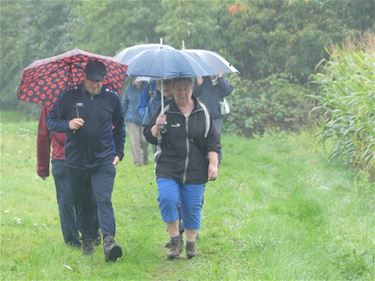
[
  {"xmin": 17, "ymin": 48, "xmax": 127, "ymax": 107},
  {"xmin": 182, "ymin": 49, "xmax": 239, "ymax": 74},
  {"xmin": 114, "ymin": 43, "xmax": 175, "ymax": 65}
]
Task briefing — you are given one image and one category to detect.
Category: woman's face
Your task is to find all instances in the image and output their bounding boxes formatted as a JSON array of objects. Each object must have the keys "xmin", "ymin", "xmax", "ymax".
[{"xmin": 173, "ymin": 79, "xmax": 193, "ymax": 105}]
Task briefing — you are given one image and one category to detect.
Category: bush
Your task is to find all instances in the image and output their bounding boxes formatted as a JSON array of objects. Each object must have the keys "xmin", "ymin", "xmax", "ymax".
[
  {"xmin": 224, "ymin": 74, "xmax": 316, "ymax": 137},
  {"xmin": 312, "ymin": 41, "xmax": 375, "ymax": 179}
]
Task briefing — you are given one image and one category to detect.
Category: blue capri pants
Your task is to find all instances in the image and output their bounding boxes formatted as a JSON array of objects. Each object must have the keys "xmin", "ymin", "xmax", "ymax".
[{"xmin": 156, "ymin": 177, "xmax": 205, "ymax": 230}]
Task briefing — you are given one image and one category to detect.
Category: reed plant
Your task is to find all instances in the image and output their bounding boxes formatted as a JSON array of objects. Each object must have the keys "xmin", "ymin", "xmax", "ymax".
[{"xmin": 312, "ymin": 33, "xmax": 375, "ymax": 180}]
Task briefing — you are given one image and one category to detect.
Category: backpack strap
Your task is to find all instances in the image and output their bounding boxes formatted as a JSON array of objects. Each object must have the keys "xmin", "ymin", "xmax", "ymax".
[{"xmin": 197, "ymin": 101, "xmax": 210, "ymax": 138}]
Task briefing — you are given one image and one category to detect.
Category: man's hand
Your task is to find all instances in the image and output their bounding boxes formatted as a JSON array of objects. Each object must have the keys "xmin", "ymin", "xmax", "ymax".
[
  {"xmin": 69, "ymin": 118, "xmax": 84, "ymax": 130},
  {"xmin": 113, "ymin": 156, "xmax": 120, "ymax": 166}
]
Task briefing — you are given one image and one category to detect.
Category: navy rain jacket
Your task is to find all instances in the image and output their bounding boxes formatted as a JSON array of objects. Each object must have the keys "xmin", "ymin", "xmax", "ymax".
[
  {"xmin": 47, "ymin": 85, "xmax": 125, "ymax": 169},
  {"xmin": 193, "ymin": 76, "xmax": 233, "ymax": 120}
]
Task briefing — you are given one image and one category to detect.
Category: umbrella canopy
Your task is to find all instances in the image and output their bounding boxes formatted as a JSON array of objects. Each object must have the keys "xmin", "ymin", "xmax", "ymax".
[
  {"xmin": 182, "ymin": 49, "xmax": 239, "ymax": 74},
  {"xmin": 126, "ymin": 47, "xmax": 214, "ymax": 79},
  {"xmin": 114, "ymin": 43, "xmax": 175, "ymax": 65},
  {"xmin": 17, "ymin": 48, "xmax": 127, "ymax": 107}
]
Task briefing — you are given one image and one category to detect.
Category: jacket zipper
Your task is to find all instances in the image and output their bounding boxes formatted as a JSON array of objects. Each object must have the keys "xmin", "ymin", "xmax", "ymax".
[{"xmin": 182, "ymin": 116, "xmax": 189, "ymax": 184}]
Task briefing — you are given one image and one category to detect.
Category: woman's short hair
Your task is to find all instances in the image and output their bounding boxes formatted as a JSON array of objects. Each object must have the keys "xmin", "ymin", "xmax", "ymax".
[{"xmin": 173, "ymin": 77, "xmax": 195, "ymax": 87}]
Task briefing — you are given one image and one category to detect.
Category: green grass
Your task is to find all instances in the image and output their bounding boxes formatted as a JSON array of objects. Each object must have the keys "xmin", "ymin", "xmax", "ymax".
[{"xmin": 1, "ymin": 112, "xmax": 374, "ymax": 280}]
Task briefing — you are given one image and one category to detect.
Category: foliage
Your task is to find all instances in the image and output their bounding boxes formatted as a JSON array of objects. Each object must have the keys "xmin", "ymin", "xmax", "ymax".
[
  {"xmin": 225, "ymin": 74, "xmax": 316, "ymax": 137},
  {"xmin": 156, "ymin": 0, "xmax": 224, "ymax": 49},
  {"xmin": 0, "ymin": 0, "xmax": 373, "ymax": 154},
  {"xmin": 0, "ymin": 0, "xmax": 77, "ymax": 108},
  {"xmin": 220, "ymin": 0, "xmax": 348, "ymax": 82},
  {"xmin": 1, "ymin": 115, "xmax": 374, "ymax": 280},
  {"xmin": 73, "ymin": 0, "xmax": 164, "ymax": 55},
  {"xmin": 312, "ymin": 40, "xmax": 375, "ymax": 179}
]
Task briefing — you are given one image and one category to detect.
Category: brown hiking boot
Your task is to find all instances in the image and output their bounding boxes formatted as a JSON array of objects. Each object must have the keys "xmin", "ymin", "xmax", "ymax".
[
  {"xmin": 82, "ymin": 239, "xmax": 94, "ymax": 256},
  {"xmin": 186, "ymin": 241, "xmax": 197, "ymax": 259},
  {"xmin": 167, "ymin": 235, "xmax": 183, "ymax": 260},
  {"xmin": 165, "ymin": 235, "xmax": 183, "ymax": 248},
  {"xmin": 103, "ymin": 236, "xmax": 122, "ymax": 262}
]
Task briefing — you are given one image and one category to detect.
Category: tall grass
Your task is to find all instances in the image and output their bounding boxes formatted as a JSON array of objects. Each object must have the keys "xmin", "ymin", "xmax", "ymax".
[
  {"xmin": 1, "ymin": 113, "xmax": 374, "ymax": 280},
  {"xmin": 312, "ymin": 33, "xmax": 375, "ymax": 180}
]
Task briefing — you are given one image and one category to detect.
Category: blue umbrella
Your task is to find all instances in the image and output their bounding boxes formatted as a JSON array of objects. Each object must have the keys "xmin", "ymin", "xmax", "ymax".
[
  {"xmin": 126, "ymin": 47, "xmax": 214, "ymax": 110},
  {"xmin": 182, "ymin": 49, "xmax": 239, "ymax": 74},
  {"xmin": 126, "ymin": 47, "xmax": 214, "ymax": 79},
  {"xmin": 114, "ymin": 43, "xmax": 175, "ymax": 66}
]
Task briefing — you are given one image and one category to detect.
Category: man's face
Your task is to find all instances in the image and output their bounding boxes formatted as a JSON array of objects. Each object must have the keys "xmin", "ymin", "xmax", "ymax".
[{"xmin": 83, "ymin": 74, "xmax": 103, "ymax": 95}]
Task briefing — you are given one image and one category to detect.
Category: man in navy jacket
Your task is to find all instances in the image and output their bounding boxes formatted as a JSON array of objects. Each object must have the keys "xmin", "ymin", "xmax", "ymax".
[{"xmin": 48, "ymin": 60, "xmax": 125, "ymax": 262}]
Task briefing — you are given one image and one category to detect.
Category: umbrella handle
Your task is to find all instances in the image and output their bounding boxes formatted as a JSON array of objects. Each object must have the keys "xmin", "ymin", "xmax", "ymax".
[{"xmin": 160, "ymin": 80, "xmax": 164, "ymax": 113}]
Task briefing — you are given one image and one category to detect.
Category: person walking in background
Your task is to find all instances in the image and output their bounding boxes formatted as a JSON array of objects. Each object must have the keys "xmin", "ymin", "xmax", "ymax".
[
  {"xmin": 194, "ymin": 74, "xmax": 233, "ymax": 134},
  {"xmin": 37, "ymin": 106, "xmax": 81, "ymax": 248},
  {"xmin": 47, "ymin": 60, "xmax": 125, "ymax": 262},
  {"xmin": 122, "ymin": 77, "xmax": 149, "ymax": 166},
  {"xmin": 142, "ymin": 79, "xmax": 174, "ymax": 126},
  {"xmin": 144, "ymin": 77, "xmax": 221, "ymax": 260},
  {"xmin": 138, "ymin": 80, "xmax": 157, "ymax": 122}
]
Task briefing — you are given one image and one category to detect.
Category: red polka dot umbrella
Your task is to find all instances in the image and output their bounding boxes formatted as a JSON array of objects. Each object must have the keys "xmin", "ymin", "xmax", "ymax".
[{"xmin": 17, "ymin": 48, "xmax": 127, "ymax": 107}]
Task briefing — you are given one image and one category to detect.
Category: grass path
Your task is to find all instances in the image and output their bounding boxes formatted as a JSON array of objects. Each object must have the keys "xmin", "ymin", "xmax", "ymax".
[{"xmin": 1, "ymin": 117, "xmax": 374, "ymax": 280}]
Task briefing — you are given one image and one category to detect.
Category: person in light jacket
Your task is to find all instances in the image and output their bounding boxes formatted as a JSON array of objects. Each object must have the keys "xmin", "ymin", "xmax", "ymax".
[{"xmin": 121, "ymin": 78, "xmax": 149, "ymax": 166}]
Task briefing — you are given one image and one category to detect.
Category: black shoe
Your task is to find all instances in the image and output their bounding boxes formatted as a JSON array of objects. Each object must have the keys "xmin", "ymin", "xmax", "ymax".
[
  {"xmin": 82, "ymin": 239, "xmax": 94, "ymax": 256},
  {"xmin": 104, "ymin": 236, "xmax": 122, "ymax": 262},
  {"xmin": 186, "ymin": 241, "xmax": 197, "ymax": 259},
  {"xmin": 167, "ymin": 235, "xmax": 183, "ymax": 260}
]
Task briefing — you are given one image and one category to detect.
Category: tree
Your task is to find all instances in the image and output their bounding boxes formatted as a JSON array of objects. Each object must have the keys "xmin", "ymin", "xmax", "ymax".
[
  {"xmin": 0, "ymin": 0, "xmax": 79, "ymax": 108},
  {"xmin": 72, "ymin": 0, "xmax": 163, "ymax": 56}
]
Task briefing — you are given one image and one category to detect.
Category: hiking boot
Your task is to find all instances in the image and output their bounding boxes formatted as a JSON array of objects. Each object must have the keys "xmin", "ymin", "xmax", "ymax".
[
  {"xmin": 94, "ymin": 230, "xmax": 101, "ymax": 246},
  {"xmin": 165, "ymin": 235, "xmax": 183, "ymax": 248},
  {"xmin": 186, "ymin": 241, "xmax": 197, "ymax": 259},
  {"xmin": 82, "ymin": 239, "xmax": 94, "ymax": 256},
  {"xmin": 103, "ymin": 236, "xmax": 122, "ymax": 262},
  {"xmin": 167, "ymin": 235, "xmax": 183, "ymax": 260}
]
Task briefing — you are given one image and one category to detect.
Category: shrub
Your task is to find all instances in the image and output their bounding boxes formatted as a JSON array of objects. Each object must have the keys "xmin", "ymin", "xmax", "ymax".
[
  {"xmin": 225, "ymin": 74, "xmax": 316, "ymax": 137},
  {"xmin": 312, "ymin": 39, "xmax": 375, "ymax": 179}
]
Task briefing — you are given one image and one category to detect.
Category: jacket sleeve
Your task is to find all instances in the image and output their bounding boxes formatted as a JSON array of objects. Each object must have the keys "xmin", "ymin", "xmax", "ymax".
[
  {"xmin": 36, "ymin": 106, "xmax": 51, "ymax": 177},
  {"xmin": 47, "ymin": 92, "xmax": 70, "ymax": 132},
  {"xmin": 143, "ymin": 106, "xmax": 161, "ymax": 145},
  {"xmin": 138, "ymin": 84, "xmax": 150, "ymax": 118},
  {"xmin": 113, "ymin": 96, "xmax": 126, "ymax": 160},
  {"xmin": 217, "ymin": 78, "xmax": 233, "ymax": 99}
]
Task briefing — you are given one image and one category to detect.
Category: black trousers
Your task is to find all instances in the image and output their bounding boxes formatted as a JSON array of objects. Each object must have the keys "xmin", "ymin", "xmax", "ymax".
[
  {"xmin": 66, "ymin": 163, "xmax": 117, "ymax": 239},
  {"xmin": 51, "ymin": 160, "xmax": 80, "ymax": 245}
]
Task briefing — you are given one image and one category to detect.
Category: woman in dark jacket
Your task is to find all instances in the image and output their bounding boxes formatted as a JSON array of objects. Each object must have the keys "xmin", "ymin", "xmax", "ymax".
[{"xmin": 143, "ymin": 77, "xmax": 221, "ymax": 259}]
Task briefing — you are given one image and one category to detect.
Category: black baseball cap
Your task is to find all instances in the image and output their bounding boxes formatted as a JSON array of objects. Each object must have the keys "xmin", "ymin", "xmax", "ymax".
[{"xmin": 85, "ymin": 60, "xmax": 106, "ymax": 82}]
